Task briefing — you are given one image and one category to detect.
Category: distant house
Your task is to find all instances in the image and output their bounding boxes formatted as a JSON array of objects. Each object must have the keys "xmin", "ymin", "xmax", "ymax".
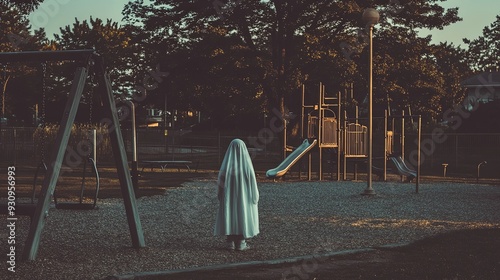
[
  {"xmin": 146, "ymin": 108, "xmax": 164, "ymax": 127},
  {"xmin": 462, "ymin": 71, "xmax": 500, "ymax": 110}
]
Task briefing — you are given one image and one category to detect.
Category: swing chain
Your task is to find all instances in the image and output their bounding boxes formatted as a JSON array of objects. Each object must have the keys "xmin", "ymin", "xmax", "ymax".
[
  {"xmin": 88, "ymin": 67, "xmax": 94, "ymax": 126},
  {"xmin": 87, "ymin": 59, "xmax": 95, "ymax": 159},
  {"xmin": 2, "ymin": 64, "xmax": 7, "ymax": 117}
]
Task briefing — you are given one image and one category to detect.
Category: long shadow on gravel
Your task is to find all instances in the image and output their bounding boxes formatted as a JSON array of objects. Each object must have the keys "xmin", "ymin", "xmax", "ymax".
[{"xmin": 146, "ymin": 228, "xmax": 500, "ymax": 280}]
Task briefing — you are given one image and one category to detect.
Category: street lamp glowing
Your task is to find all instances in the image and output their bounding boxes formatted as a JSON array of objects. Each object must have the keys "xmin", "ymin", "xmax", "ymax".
[{"xmin": 362, "ymin": 8, "xmax": 379, "ymax": 196}]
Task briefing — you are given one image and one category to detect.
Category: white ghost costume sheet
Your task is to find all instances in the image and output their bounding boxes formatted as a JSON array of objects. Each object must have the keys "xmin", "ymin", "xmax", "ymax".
[{"xmin": 214, "ymin": 139, "xmax": 259, "ymax": 238}]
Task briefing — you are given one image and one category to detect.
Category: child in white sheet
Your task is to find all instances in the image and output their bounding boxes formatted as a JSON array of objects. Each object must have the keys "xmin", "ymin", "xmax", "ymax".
[{"xmin": 214, "ymin": 139, "xmax": 259, "ymax": 251}]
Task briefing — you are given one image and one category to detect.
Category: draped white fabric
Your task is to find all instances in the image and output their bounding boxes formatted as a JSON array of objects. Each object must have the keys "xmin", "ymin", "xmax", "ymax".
[{"xmin": 214, "ymin": 139, "xmax": 259, "ymax": 238}]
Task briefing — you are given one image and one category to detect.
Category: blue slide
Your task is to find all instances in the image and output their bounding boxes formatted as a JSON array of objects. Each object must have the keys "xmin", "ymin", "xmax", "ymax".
[
  {"xmin": 266, "ymin": 139, "xmax": 317, "ymax": 178},
  {"xmin": 389, "ymin": 156, "xmax": 417, "ymax": 180}
]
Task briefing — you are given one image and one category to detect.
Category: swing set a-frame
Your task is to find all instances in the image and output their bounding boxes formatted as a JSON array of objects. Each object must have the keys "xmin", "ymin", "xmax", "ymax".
[{"xmin": 0, "ymin": 49, "xmax": 145, "ymax": 261}]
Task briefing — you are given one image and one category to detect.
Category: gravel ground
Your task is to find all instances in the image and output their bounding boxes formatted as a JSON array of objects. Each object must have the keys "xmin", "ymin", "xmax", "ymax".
[{"xmin": 2, "ymin": 180, "xmax": 500, "ymax": 280}]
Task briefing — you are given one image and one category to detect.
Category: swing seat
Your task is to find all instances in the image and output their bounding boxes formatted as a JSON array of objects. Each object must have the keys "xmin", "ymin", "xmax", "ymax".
[{"xmin": 54, "ymin": 157, "xmax": 100, "ymax": 210}]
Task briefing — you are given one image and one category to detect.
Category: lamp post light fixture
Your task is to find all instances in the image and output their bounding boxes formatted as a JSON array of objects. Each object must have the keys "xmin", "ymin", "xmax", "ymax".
[{"xmin": 362, "ymin": 8, "xmax": 379, "ymax": 195}]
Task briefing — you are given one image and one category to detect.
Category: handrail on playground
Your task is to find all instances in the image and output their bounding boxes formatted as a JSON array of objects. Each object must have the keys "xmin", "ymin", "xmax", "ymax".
[
  {"xmin": 387, "ymin": 114, "xmax": 422, "ymax": 118},
  {"xmin": 307, "ymin": 107, "xmax": 337, "ymax": 118},
  {"xmin": 345, "ymin": 116, "xmax": 387, "ymax": 121}
]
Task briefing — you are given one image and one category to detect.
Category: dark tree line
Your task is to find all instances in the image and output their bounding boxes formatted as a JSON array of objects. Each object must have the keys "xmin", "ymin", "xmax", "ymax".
[{"xmin": 1, "ymin": 0, "xmax": 499, "ymax": 131}]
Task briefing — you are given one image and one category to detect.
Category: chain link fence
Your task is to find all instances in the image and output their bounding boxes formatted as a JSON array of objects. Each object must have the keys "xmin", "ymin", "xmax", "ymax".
[
  {"xmin": 0, "ymin": 127, "xmax": 282, "ymax": 171},
  {"xmin": 1, "ymin": 127, "xmax": 498, "ymax": 178}
]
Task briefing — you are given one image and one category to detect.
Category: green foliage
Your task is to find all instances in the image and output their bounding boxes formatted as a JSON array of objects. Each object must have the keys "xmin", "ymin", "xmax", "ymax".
[
  {"xmin": 464, "ymin": 15, "xmax": 500, "ymax": 72},
  {"xmin": 53, "ymin": 17, "xmax": 135, "ymax": 97},
  {"xmin": 0, "ymin": 0, "xmax": 480, "ymax": 128},
  {"xmin": 122, "ymin": 0, "xmax": 464, "ymax": 126},
  {"xmin": 432, "ymin": 42, "xmax": 471, "ymax": 114},
  {"xmin": 1, "ymin": 2, "xmax": 47, "ymax": 123},
  {"xmin": 33, "ymin": 123, "xmax": 112, "ymax": 162},
  {"xmin": 0, "ymin": 0, "xmax": 44, "ymax": 14}
]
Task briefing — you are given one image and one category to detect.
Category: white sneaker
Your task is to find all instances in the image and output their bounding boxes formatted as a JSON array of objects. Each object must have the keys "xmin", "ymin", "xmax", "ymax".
[{"xmin": 236, "ymin": 240, "xmax": 250, "ymax": 251}]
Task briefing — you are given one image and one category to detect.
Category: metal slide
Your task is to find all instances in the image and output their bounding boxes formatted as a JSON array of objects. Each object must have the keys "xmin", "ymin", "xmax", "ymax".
[
  {"xmin": 266, "ymin": 139, "xmax": 317, "ymax": 178},
  {"xmin": 389, "ymin": 156, "xmax": 417, "ymax": 180}
]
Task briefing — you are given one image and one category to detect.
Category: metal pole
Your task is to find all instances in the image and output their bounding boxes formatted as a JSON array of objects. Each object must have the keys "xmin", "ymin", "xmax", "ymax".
[
  {"xmin": 164, "ymin": 93, "xmax": 168, "ymax": 155},
  {"xmin": 1, "ymin": 72, "xmax": 10, "ymax": 152},
  {"xmin": 363, "ymin": 23, "xmax": 375, "ymax": 195},
  {"xmin": 318, "ymin": 83, "xmax": 322, "ymax": 180},
  {"xmin": 99, "ymin": 70, "xmax": 145, "ymax": 251},
  {"xmin": 23, "ymin": 67, "xmax": 89, "ymax": 260},
  {"xmin": 343, "ymin": 111, "xmax": 347, "ymax": 181},
  {"xmin": 2, "ymin": 74, "xmax": 9, "ymax": 118},
  {"xmin": 91, "ymin": 129, "xmax": 97, "ymax": 162},
  {"xmin": 308, "ymin": 151, "xmax": 312, "ymax": 181},
  {"xmin": 401, "ymin": 109, "xmax": 405, "ymax": 182},
  {"xmin": 283, "ymin": 115, "xmax": 287, "ymax": 161},
  {"xmin": 300, "ymin": 84, "xmax": 305, "ymax": 180},
  {"xmin": 301, "ymin": 84, "xmax": 305, "ymax": 139},
  {"xmin": 355, "ymin": 106, "xmax": 358, "ymax": 124},
  {"xmin": 383, "ymin": 110, "xmax": 387, "ymax": 181},
  {"xmin": 354, "ymin": 105, "xmax": 359, "ymax": 181},
  {"xmin": 392, "ymin": 117, "xmax": 395, "ymax": 141},
  {"xmin": 417, "ymin": 115, "xmax": 421, "ymax": 193},
  {"xmin": 127, "ymin": 101, "xmax": 139, "ymax": 191},
  {"xmin": 337, "ymin": 88, "xmax": 341, "ymax": 181},
  {"xmin": 401, "ymin": 109, "xmax": 405, "ymax": 159}
]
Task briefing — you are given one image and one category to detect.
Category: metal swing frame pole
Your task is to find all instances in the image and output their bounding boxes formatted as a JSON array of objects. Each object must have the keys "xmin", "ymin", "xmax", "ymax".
[{"xmin": 0, "ymin": 50, "xmax": 145, "ymax": 261}]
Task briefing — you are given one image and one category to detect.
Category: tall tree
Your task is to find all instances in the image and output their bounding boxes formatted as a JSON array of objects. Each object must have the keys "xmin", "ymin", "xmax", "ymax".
[
  {"xmin": 54, "ymin": 17, "xmax": 134, "ymax": 95},
  {"xmin": 46, "ymin": 17, "xmax": 136, "ymax": 123},
  {"xmin": 368, "ymin": 27, "xmax": 447, "ymax": 120},
  {"xmin": 122, "ymin": 0, "xmax": 462, "ymax": 128},
  {"xmin": 464, "ymin": 15, "xmax": 500, "ymax": 72},
  {"xmin": 362, "ymin": 29, "xmax": 470, "ymax": 122},
  {"xmin": 1, "ymin": 2, "xmax": 47, "ymax": 125},
  {"xmin": 432, "ymin": 42, "xmax": 471, "ymax": 114},
  {"xmin": 0, "ymin": 0, "xmax": 44, "ymax": 14}
]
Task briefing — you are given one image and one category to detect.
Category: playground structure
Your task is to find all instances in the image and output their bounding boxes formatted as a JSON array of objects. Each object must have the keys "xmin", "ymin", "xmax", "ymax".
[
  {"xmin": 265, "ymin": 82, "xmax": 341, "ymax": 180},
  {"xmin": 0, "ymin": 50, "xmax": 145, "ymax": 260},
  {"xmin": 266, "ymin": 82, "xmax": 421, "ymax": 190}
]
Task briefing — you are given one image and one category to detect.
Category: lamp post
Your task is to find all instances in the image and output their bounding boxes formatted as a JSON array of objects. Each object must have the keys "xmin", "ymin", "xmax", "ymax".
[{"xmin": 362, "ymin": 8, "xmax": 379, "ymax": 195}]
